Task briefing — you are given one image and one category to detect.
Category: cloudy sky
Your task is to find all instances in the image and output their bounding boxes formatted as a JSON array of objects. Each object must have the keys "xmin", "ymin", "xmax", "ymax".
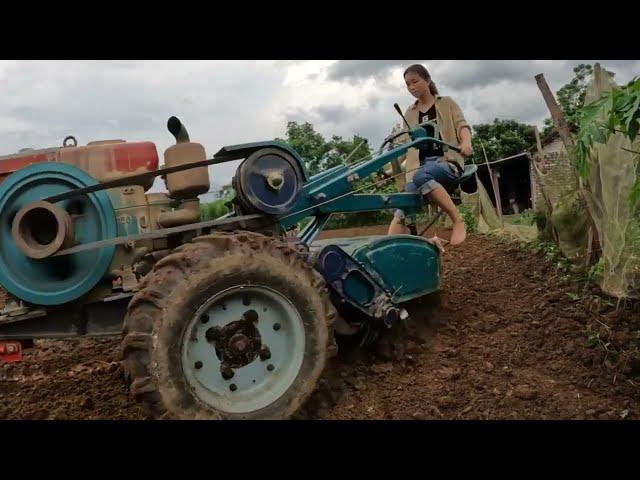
[{"xmin": 1, "ymin": 60, "xmax": 638, "ymax": 195}]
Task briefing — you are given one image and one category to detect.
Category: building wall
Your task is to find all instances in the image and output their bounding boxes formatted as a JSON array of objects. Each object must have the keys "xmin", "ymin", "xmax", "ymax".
[{"xmin": 531, "ymin": 137, "xmax": 579, "ymax": 210}]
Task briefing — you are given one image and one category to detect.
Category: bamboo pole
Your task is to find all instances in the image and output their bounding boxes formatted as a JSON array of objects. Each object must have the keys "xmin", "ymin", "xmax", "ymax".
[{"xmin": 480, "ymin": 141, "xmax": 503, "ymax": 226}]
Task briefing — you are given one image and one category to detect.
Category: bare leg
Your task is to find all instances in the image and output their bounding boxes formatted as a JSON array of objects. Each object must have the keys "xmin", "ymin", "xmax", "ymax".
[
  {"xmin": 388, "ymin": 215, "xmax": 409, "ymax": 235},
  {"xmin": 426, "ymin": 186, "xmax": 466, "ymax": 245}
]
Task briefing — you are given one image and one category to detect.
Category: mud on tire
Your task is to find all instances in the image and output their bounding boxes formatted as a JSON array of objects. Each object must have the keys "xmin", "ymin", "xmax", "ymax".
[{"xmin": 120, "ymin": 231, "xmax": 338, "ymax": 420}]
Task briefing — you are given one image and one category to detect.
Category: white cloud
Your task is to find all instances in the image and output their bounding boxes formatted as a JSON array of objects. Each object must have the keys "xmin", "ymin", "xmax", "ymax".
[{"xmin": 1, "ymin": 60, "xmax": 638, "ymax": 194}]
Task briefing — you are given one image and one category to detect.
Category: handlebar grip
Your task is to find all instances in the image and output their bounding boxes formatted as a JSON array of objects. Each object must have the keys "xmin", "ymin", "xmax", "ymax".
[{"xmin": 379, "ymin": 129, "xmax": 466, "ymax": 157}]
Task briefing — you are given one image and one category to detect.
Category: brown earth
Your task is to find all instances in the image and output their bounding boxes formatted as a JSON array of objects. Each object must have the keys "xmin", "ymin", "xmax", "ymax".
[{"xmin": 1, "ymin": 228, "xmax": 639, "ymax": 420}]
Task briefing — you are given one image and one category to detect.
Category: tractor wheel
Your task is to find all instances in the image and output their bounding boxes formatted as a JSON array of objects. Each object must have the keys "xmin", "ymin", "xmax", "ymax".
[{"xmin": 121, "ymin": 231, "xmax": 338, "ymax": 420}]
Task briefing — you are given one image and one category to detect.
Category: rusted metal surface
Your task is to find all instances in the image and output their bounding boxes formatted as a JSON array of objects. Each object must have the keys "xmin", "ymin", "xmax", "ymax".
[
  {"xmin": 0, "ymin": 341, "xmax": 22, "ymax": 363},
  {"xmin": 11, "ymin": 200, "xmax": 75, "ymax": 259},
  {"xmin": 41, "ymin": 154, "xmax": 234, "ymax": 204},
  {"xmin": 157, "ymin": 199, "xmax": 200, "ymax": 228},
  {"xmin": 0, "ymin": 141, "xmax": 160, "ymax": 189}
]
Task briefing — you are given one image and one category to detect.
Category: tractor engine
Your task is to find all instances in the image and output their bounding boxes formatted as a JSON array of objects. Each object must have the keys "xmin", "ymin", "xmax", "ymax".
[{"xmin": 0, "ymin": 118, "xmax": 210, "ymax": 313}]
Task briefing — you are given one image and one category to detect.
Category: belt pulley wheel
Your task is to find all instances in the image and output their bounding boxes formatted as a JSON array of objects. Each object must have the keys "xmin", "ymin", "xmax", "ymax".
[
  {"xmin": 233, "ymin": 148, "xmax": 304, "ymax": 215},
  {"xmin": 0, "ymin": 163, "xmax": 116, "ymax": 306}
]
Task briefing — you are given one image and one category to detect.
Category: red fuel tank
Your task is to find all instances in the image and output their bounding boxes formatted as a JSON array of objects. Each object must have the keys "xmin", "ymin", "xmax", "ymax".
[{"xmin": 0, "ymin": 140, "xmax": 160, "ymax": 190}]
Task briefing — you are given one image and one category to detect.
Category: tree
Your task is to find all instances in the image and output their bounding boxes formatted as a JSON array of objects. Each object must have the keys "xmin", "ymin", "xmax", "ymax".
[
  {"xmin": 323, "ymin": 134, "xmax": 371, "ymax": 170},
  {"xmin": 199, "ymin": 183, "xmax": 234, "ymax": 221},
  {"xmin": 200, "ymin": 199, "xmax": 230, "ymax": 220},
  {"xmin": 471, "ymin": 118, "xmax": 537, "ymax": 163},
  {"xmin": 275, "ymin": 122, "xmax": 330, "ymax": 176},
  {"xmin": 541, "ymin": 64, "xmax": 616, "ymax": 139},
  {"xmin": 276, "ymin": 121, "xmax": 371, "ymax": 177}
]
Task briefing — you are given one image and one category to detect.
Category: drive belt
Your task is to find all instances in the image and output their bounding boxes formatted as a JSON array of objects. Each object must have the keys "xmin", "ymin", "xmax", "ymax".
[
  {"xmin": 52, "ymin": 214, "xmax": 271, "ymax": 257},
  {"xmin": 43, "ymin": 155, "xmax": 234, "ymax": 204}
]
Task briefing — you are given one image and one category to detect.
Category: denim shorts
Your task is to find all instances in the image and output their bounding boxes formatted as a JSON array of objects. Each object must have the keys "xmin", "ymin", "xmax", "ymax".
[{"xmin": 394, "ymin": 156, "xmax": 460, "ymax": 221}]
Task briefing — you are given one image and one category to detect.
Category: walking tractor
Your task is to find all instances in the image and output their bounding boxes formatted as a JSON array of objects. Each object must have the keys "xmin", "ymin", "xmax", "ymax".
[{"xmin": 0, "ymin": 110, "xmax": 476, "ymax": 419}]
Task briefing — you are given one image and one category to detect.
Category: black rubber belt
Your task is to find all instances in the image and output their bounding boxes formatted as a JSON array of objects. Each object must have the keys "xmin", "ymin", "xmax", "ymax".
[
  {"xmin": 43, "ymin": 155, "xmax": 235, "ymax": 204},
  {"xmin": 52, "ymin": 214, "xmax": 270, "ymax": 257}
]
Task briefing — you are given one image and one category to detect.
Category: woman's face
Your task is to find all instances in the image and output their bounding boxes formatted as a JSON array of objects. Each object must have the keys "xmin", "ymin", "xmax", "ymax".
[{"xmin": 405, "ymin": 71, "xmax": 430, "ymax": 98}]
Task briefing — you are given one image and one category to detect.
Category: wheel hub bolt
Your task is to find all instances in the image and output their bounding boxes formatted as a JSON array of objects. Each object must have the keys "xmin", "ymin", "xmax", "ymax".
[
  {"xmin": 273, "ymin": 323, "xmax": 281, "ymax": 331},
  {"xmin": 243, "ymin": 309, "xmax": 259, "ymax": 323},
  {"xmin": 221, "ymin": 365, "xmax": 234, "ymax": 380},
  {"xmin": 267, "ymin": 364, "xmax": 275, "ymax": 372},
  {"xmin": 206, "ymin": 326, "xmax": 221, "ymax": 342},
  {"xmin": 259, "ymin": 345, "xmax": 271, "ymax": 361},
  {"xmin": 230, "ymin": 384, "xmax": 237, "ymax": 392}
]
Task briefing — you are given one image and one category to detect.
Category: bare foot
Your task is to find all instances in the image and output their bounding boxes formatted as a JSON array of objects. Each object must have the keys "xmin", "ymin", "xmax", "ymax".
[
  {"xmin": 388, "ymin": 219, "xmax": 409, "ymax": 235},
  {"xmin": 427, "ymin": 236, "xmax": 449, "ymax": 253},
  {"xmin": 450, "ymin": 220, "xmax": 466, "ymax": 245}
]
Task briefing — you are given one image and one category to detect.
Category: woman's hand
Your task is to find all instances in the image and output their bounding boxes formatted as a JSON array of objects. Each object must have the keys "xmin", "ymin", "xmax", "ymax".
[{"xmin": 459, "ymin": 140, "xmax": 473, "ymax": 157}]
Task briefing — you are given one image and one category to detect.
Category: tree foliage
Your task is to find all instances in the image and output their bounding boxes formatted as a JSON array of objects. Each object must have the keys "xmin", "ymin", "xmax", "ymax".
[
  {"xmin": 275, "ymin": 121, "xmax": 371, "ymax": 177},
  {"xmin": 541, "ymin": 64, "xmax": 613, "ymax": 139},
  {"xmin": 199, "ymin": 189, "xmax": 234, "ymax": 221},
  {"xmin": 471, "ymin": 118, "xmax": 537, "ymax": 163},
  {"xmin": 276, "ymin": 121, "xmax": 402, "ymax": 228}
]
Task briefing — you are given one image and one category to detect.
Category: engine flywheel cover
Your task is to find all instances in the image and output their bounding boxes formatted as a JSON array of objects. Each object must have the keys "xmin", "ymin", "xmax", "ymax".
[{"xmin": 0, "ymin": 163, "xmax": 116, "ymax": 306}]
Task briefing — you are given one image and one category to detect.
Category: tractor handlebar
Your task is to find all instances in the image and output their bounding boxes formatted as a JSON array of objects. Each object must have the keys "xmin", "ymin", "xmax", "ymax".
[{"xmin": 378, "ymin": 121, "xmax": 462, "ymax": 155}]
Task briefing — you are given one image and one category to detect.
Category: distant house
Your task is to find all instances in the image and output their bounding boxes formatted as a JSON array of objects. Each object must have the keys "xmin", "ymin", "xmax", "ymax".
[
  {"xmin": 529, "ymin": 129, "xmax": 579, "ymax": 208},
  {"xmin": 472, "ymin": 128, "xmax": 579, "ymax": 216},
  {"xmin": 475, "ymin": 152, "xmax": 533, "ymax": 216}
]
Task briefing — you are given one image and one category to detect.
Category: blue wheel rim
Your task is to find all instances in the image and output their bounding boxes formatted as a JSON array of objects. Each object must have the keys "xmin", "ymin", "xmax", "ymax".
[{"xmin": 182, "ymin": 285, "xmax": 306, "ymax": 414}]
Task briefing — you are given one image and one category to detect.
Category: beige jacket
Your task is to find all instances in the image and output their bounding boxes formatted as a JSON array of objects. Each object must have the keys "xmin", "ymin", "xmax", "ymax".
[{"xmin": 387, "ymin": 96, "xmax": 470, "ymax": 190}]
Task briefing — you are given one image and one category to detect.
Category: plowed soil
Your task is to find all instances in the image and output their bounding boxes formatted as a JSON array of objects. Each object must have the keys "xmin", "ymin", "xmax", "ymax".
[{"xmin": 2, "ymin": 228, "xmax": 639, "ymax": 420}]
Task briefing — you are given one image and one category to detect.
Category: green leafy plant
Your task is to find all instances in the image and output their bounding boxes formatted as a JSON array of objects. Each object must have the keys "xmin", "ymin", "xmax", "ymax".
[
  {"xmin": 511, "ymin": 209, "xmax": 535, "ymax": 226},
  {"xmin": 199, "ymin": 200, "xmax": 230, "ymax": 221},
  {"xmin": 585, "ymin": 331, "xmax": 601, "ymax": 348},
  {"xmin": 458, "ymin": 202, "xmax": 478, "ymax": 233},
  {"xmin": 586, "ymin": 257, "xmax": 605, "ymax": 283},
  {"xmin": 573, "ymin": 76, "xmax": 640, "ymax": 207},
  {"xmin": 585, "ymin": 330, "xmax": 612, "ymax": 351}
]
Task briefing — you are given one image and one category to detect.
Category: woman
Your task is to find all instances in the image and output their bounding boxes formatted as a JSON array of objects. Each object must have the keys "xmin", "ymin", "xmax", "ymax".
[{"xmin": 387, "ymin": 64, "xmax": 473, "ymax": 246}]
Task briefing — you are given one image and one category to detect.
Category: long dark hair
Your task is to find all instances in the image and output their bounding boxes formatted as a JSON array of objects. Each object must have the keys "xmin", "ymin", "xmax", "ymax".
[{"xmin": 404, "ymin": 64, "xmax": 439, "ymax": 95}]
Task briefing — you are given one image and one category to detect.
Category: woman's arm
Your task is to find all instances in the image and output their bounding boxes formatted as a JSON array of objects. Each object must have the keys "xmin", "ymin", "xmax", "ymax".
[
  {"xmin": 450, "ymin": 99, "xmax": 473, "ymax": 156},
  {"xmin": 458, "ymin": 126, "xmax": 473, "ymax": 157}
]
